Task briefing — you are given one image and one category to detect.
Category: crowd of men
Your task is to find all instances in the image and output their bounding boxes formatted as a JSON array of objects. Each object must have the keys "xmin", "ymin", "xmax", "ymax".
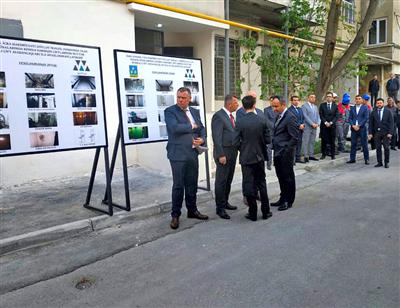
[{"xmin": 164, "ymin": 77, "xmax": 400, "ymax": 229}]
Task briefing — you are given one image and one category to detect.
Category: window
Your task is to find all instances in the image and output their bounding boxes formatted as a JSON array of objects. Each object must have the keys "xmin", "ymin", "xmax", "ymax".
[
  {"xmin": 368, "ymin": 18, "xmax": 387, "ymax": 45},
  {"xmin": 135, "ymin": 27, "xmax": 163, "ymax": 55},
  {"xmin": 214, "ymin": 36, "xmax": 241, "ymax": 99},
  {"xmin": 342, "ymin": 0, "xmax": 355, "ymax": 24}
]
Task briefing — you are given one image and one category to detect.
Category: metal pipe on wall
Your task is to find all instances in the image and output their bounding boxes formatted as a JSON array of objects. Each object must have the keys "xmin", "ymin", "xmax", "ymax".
[{"xmin": 224, "ymin": 0, "xmax": 230, "ymax": 96}]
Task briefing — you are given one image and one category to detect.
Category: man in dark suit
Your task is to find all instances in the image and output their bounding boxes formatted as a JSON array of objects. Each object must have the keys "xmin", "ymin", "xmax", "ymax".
[
  {"xmin": 165, "ymin": 87, "xmax": 208, "ymax": 230},
  {"xmin": 270, "ymin": 96, "xmax": 300, "ymax": 211},
  {"xmin": 234, "ymin": 95, "xmax": 272, "ymax": 221},
  {"xmin": 211, "ymin": 94, "xmax": 239, "ymax": 219},
  {"xmin": 369, "ymin": 98, "xmax": 394, "ymax": 168},
  {"xmin": 264, "ymin": 96, "xmax": 277, "ymax": 170},
  {"xmin": 288, "ymin": 95, "xmax": 305, "ymax": 163},
  {"xmin": 319, "ymin": 91, "xmax": 339, "ymax": 159},
  {"xmin": 368, "ymin": 75, "xmax": 380, "ymax": 108},
  {"xmin": 347, "ymin": 95, "xmax": 370, "ymax": 165}
]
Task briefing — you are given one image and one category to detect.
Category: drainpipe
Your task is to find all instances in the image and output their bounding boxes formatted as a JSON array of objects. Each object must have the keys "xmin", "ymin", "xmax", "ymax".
[
  {"xmin": 284, "ymin": 6, "xmax": 289, "ymax": 103},
  {"xmin": 224, "ymin": 0, "xmax": 230, "ymax": 96}
]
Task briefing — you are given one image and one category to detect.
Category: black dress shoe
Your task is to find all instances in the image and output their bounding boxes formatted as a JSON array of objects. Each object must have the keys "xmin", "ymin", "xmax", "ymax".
[
  {"xmin": 331, "ymin": 156, "xmax": 335, "ymax": 160},
  {"xmin": 365, "ymin": 160, "xmax": 370, "ymax": 165},
  {"xmin": 346, "ymin": 160, "xmax": 356, "ymax": 164},
  {"xmin": 217, "ymin": 210, "xmax": 230, "ymax": 219},
  {"xmin": 170, "ymin": 217, "xmax": 179, "ymax": 229},
  {"xmin": 384, "ymin": 163, "xmax": 389, "ymax": 168},
  {"xmin": 374, "ymin": 163, "xmax": 383, "ymax": 167},
  {"xmin": 320, "ymin": 155, "xmax": 326, "ymax": 160},
  {"xmin": 262, "ymin": 212, "xmax": 273, "ymax": 220},
  {"xmin": 245, "ymin": 213, "xmax": 257, "ymax": 221},
  {"xmin": 391, "ymin": 147, "xmax": 397, "ymax": 151},
  {"xmin": 278, "ymin": 202, "xmax": 291, "ymax": 211},
  {"xmin": 225, "ymin": 203, "xmax": 237, "ymax": 210},
  {"xmin": 270, "ymin": 200, "xmax": 282, "ymax": 207},
  {"xmin": 187, "ymin": 210, "xmax": 209, "ymax": 220},
  {"xmin": 309, "ymin": 157, "xmax": 319, "ymax": 161},
  {"xmin": 304, "ymin": 157, "xmax": 309, "ymax": 163}
]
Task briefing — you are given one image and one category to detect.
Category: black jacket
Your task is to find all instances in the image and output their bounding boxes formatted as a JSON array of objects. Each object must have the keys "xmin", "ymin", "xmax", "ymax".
[
  {"xmin": 272, "ymin": 110, "xmax": 299, "ymax": 157},
  {"xmin": 211, "ymin": 109, "xmax": 237, "ymax": 161},
  {"xmin": 319, "ymin": 102, "xmax": 339, "ymax": 127},
  {"xmin": 368, "ymin": 79, "xmax": 379, "ymax": 93},
  {"xmin": 234, "ymin": 112, "xmax": 270, "ymax": 165},
  {"xmin": 369, "ymin": 108, "xmax": 394, "ymax": 135}
]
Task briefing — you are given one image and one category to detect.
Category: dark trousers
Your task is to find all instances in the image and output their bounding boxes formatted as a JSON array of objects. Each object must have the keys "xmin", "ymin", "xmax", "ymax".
[
  {"xmin": 374, "ymin": 132, "xmax": 390, "ymax": 163},
  {"xmin": 350, "ymin": 127, "xmax": 369, "ymax": 161},
  {"xmin": 274, "ymin": 149, "xmax": 296, "ymax": 205},
  {"xmin": 241, "ymin": 161, "xmax": 270, "ymax": 218},
  {"xmin": 371, "ymin": 92, "xmax": 378, "ymax": 108},
  {"xmin": 295, "ymin": 131, "xmax": 303, "ymax": 160},
  {"xmin": 388, "ymin": 91, "xmax": 398, "ymax": 102},
  {"xmin": 214, "ymin": 147, "xmax": 238, "ymax": 211},
  {"xmin": 170, "ymin": 156, "xmax": 199, "ymax": 217},
  {"xmin": 390, "ymin": 127, "xmax": 398, "ymax": 149},
  {"xmin": 321, "ymin": 126, "xmax": 336, "ymax": 157},
  {"xmin": 397, "ymin": 125, "xmax": 400, "ymax": 148}
]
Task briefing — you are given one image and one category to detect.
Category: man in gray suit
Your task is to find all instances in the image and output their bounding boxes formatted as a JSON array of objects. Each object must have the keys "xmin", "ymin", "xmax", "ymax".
[
  {"xmin": 301, "ymin": 93, "xmax": 320, "ymax": 162},
  {"xmin": 211, "ymin": 94, "xmax": 239, "ymax": 219}
]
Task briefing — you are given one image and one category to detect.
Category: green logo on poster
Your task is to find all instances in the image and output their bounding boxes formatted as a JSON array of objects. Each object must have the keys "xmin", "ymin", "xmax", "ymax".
[{"xmin": 129, "ymin": 65, "xmax": 138, "ymax": 77}]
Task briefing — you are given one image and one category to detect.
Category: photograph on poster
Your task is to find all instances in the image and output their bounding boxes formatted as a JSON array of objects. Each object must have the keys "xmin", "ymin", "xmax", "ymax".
[
  {"xmin": 73, "ymin": 111, "xmax": 98, "ymax": 126},
  {"xmin": 157, "ymin": 95, "xmax": 174, "ymax": 107},
  {"xmin": 0, "ymin": 92, "xmax": 6, "ymax": 108},
  {"xmin": 124, "ymin": 78, "xmax": 144, "ymax": 92},
  {"xmin": 184, "ymin": 81, "xmax": 199, "ymax": 94},
  {"xmin": 72, "ymin": 93, "xmax": 96, "ymax": 108},
  {"xmin": 126, "ymin": 94, "xmax": 145, "ymax": 107},
  {"xmin": 0, "ymin": 134, "xmax": 11, "ymax": 150},
  {"xmin": 30, "ymin": 131, "xmax": 59, "ymax": 148},
  {"xmin": 189, "ymin": 95, "xmax": 199, "ymax": 106},
  {"xmin": 127, "ymin": 110, "xmax": 147, "ymax": 124},
  {"xmin": 76, "ymin": 128, "xmax": 96, "ymax": 145},
  {"xmin": 128, "ymin": 126, "xmax": 148, "ymax": 140},
  {"xmin": 25, "ymin": 73, "xmax": 54, "ymax": 89},
  {"xmin": 27, "ymin": 93, "xmax": 56, "ymax": 109},
  {"xmin": 0, "ymin": 112, "xmax": 9, "ymax": 129},
  {"xmin": 0, "ymin": 72, "xmax": 5, "ymax": 87},
  {"xmin": 156, "ymin": 80, "xmax": 173, "ymax": 92},
  {"xmin": 71, "ymin": 75, "xmax": 96, "ymax": 90},
  {"xmin": 159, "ymin": 125, "xmax": 168, "ymax": 138},
  {"xmin": 158, "ymin": 110, "xmax": 166, "ymax": 123},
  {"xmin": 28, "ymin": 112, "xmax": 58, "ymax": 128}
]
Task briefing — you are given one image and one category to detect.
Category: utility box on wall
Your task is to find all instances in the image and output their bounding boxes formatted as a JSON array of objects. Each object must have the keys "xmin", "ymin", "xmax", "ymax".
[{"xmin": 0, "ymin": 18, "xmax": 23, "ymax": 37}]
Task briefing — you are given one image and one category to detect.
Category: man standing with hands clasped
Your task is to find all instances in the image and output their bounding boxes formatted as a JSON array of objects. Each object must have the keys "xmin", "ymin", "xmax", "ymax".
[
  {"xmin": 369, "ymin": 98, "xmax": 394, "ymax": 168},
  {"xmin": 319, "ymin": 92, "xmax": 339, "ymax": 160},
  {"xmin": 211, "ymin": 94, "xmax": 239, "ymax": 219},
  {"xmin": 165, "ymin": 87, "xmax": 208, "ymax": 230},
  {"xmin": 288, "ymin": 95, "xmax": 305, "ymax": 164}
]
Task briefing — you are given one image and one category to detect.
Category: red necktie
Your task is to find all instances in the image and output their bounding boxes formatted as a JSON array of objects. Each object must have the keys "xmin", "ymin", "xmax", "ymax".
[{"xmin": 230, "ymin": 114, "xmax": 235, "ymax": 128}]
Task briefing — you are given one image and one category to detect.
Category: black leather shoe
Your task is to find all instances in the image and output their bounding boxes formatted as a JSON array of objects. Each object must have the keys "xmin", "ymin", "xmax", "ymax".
[
  {"xmin": 278, "ymin": 202, "xmax": 291, "ymax": 211},
  {"xmin": 374, "ymin": 163, "xmax": 383, "ymax": 167},
  {"xmin": 309, "ymin": 157, "xmax": 319, "ymax": 161},
  {"xmin": 384, "ymin": 163, "xmax": 389, "ymax": 168},
  {"xmin": 217, "ymin": 210, "xmax": 230, "ymax": 219},
  {"xmin": 225, "ymin": 203, "xmax": 237, "ymax": 210},
  {"xmin": 304, "ymin": 157, "xmax": 309, "ymax": 163},
  {"xmin": 331, "ymin": 156, "xmax": 336, "ymax": 160},
  {"xmin": 320, "ymin": 155, "xmax": 326, "ymax": 160},
  {"xmin": 187, "ymin": 210, "xmax": 209, "ymax": 220},
  {"xmin": 262, "ymin": 212, "xmax": 273, "ymax": 220},
  {"xmin": 270, "ymin": 200, "xmax": 282, "ymax": 207},
  {"xmin": 391, "ymin": 147, "xmax": 397, "ymax": 151},
  {"xmin": 170, "ymin": 217, "xmax": 179, "ymax": 229},
  {"xmin": 245, "ymin": 213, "xmax": 257, "ymax": 221},
  {"xmin": 346, "ymin": 160, "xmax": 356, "ymax": 164},
  {"xmin": 365, "ymin": 160, "xmax": 370, "ymax": 165}
]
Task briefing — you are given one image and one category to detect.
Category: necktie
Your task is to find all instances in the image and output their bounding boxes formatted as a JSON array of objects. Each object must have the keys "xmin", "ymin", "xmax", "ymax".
[
  {"xmin": 328, "ymin": 103, "xmax": 331, "ymax": 111},
  {"xmin": 378, "ymin": 108, "xmax": 382, "ymax": 121},
  {"xmin": 275, "ymin": 114, "xmax": 282, "ymax": 127},
  {"xmin": 183, "ymin": 109, "xmax": 193, "ymax": 125},
  {"xmin": 295, "ymin": 107, "xmax": 299, "ymax": 114},
  {"xmin": 229, "ymin": 113, "xmax": 235, "ymax": 128}
]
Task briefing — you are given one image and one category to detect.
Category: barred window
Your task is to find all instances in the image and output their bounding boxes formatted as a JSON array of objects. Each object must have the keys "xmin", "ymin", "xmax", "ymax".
[
  {"xmin": 342, "ymin": 0, "xmax": 355, "ymax": 24},
  {"xmin": 214, "ymin": 36, "xmax": 241, "ymax": 99}
]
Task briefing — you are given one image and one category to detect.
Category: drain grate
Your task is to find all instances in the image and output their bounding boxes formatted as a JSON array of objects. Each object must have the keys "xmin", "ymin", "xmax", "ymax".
[{"xmin": 75, "ymin": 277, "xmax": 95, "ymax": 290}]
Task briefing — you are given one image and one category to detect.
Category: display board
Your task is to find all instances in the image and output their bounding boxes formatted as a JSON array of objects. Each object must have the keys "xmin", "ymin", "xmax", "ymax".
[
  {"xmin": 0, "ymin": 36, "xmax": 107, "ymax": 157},
  {"xmin": 114, "ymin": 50, "xmax": 206, "ymax": 145}
]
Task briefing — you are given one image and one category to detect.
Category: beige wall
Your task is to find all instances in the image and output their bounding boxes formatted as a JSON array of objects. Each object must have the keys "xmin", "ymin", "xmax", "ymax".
[
  {"xmin": 0, "ymin": 0, "xmax": 136, "ymax": 186},
  {"xmin": 152, "ymin": 0, "xmax": 224, "ymax": 19}
]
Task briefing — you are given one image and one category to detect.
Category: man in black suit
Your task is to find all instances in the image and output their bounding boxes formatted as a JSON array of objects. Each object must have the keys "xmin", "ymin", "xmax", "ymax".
[
  {"xmin": 211, "ymin": 94, "xmax": 239, "ymax": 219},
  {"xmin": 270, "ymin": 96, "xmax": 300, "ymax": 211},
  {"xmin": 319, "ymin": 91, "xmax": 339, "ymax": 159},
  {"xmin": 369, "ymin": 98, "xmax": 394, "ymax": 168},
  {"xmin": 165, "ymin": 87, "xmax": 208, "ymax": 229},
  {"xmin": 264, "ymin": 96, "xmax": 277, "ymax": 170},
  {"xmin": 234, "ymin": 95, "xmax": 272, "ymax": 221},
  {"xmin": 368, "ymin": 75, "xmax": 379, "ymax": 108},
  {"xmin": 288, "ymin": 95, "xmax": 305, "ymax": 163}
]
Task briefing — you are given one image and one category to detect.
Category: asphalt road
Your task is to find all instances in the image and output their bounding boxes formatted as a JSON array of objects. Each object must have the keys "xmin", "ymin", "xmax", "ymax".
[{"xmin": 1, "ymin": 153, "xmax": 399, "ymax": 308}]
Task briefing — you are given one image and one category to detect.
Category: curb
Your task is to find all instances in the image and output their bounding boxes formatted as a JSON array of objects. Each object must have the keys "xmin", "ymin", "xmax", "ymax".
[{"xmin": 0, "ymin": 151, "xmax": 375, "ymax": 255}]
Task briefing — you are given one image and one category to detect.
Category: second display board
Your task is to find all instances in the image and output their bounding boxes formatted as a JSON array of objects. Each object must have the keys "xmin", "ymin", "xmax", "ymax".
[{"xmin": 114, "ymin": 50, "xmax": 206, "ymax": 145}]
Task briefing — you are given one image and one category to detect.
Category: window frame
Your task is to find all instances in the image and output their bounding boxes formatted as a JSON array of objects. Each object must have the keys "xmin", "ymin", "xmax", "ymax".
[
  {"xmin": 367, "ymin": 17, "xmax": 388, "ymax": 46},
  {"xmin": 342, "ymin": 0, "xmax": 355, "ymax": 25}
]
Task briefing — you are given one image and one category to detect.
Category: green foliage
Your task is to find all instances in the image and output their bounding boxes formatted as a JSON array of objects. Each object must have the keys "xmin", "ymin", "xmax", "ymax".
[{"xmin": 237, "ymin": 0, "xmax": 367, "ymax": 101}]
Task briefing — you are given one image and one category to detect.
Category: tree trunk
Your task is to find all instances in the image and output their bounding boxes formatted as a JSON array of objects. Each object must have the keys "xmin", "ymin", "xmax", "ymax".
[{"xmin": 315, "ymin": 0, "xmax": 342, "ymax": 104}]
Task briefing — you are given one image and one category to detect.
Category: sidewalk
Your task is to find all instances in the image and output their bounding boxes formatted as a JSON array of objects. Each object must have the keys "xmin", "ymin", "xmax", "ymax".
[{"xmin": 0, "ymin": 150, "xmax": 376, "ymax": 255}]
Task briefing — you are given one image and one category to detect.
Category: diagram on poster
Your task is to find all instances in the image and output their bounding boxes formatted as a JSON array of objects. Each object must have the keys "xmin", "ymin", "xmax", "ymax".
[
  {"xmin": 0, "ymin": 37, "xmax": 107, "ymax": 157},
  {"xmin": 114, "ymin": 51, "xmax": 205, "ymax": 145}
]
